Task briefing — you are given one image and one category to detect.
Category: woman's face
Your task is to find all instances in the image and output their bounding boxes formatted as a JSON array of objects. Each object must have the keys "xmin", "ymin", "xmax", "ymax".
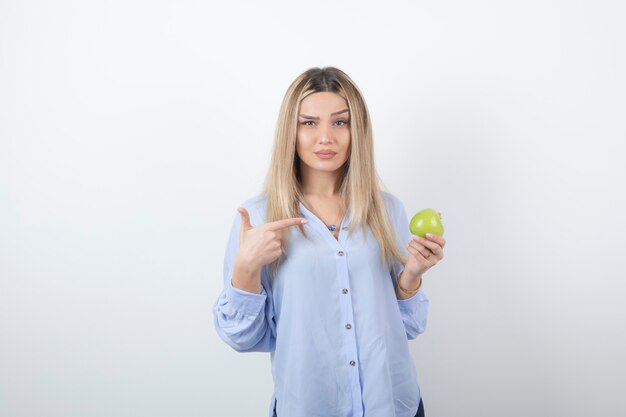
[{"xmin": 296, "ymin": 92, "xmax": 351, "ymax": 175}]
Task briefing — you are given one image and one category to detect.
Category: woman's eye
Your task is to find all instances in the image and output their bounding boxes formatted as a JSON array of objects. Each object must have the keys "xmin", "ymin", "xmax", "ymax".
[
  {"xmin": 335, "ymin": 119, "xmax": 349, "ymax": 126},
  {"xmin": 301, "ymin": 120, "xmax": 315, "ymax": 126}
]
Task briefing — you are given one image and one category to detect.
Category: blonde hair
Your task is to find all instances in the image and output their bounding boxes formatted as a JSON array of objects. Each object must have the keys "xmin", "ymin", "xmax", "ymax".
[{"xmin": 263, "ymin": 67, "xmax": 406, "ymax": 277}]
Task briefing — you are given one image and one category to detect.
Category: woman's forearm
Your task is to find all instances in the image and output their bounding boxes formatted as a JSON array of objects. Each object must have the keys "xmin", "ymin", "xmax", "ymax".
[{"xmin": 231, "ymin": 257, "xmax": 262, "ymax": 294}]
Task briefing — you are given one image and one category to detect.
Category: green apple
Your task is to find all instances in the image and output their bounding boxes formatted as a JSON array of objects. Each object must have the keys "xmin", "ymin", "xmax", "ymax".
[{"xmin": 409, "ymin": 208, "xmax": 444, "ymax": 237}]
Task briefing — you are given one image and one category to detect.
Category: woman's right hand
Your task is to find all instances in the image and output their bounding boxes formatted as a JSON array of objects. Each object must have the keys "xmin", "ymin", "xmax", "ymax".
[{"xmin": 232, "ymin": 208, "xmax": 307, "ymax": 293}]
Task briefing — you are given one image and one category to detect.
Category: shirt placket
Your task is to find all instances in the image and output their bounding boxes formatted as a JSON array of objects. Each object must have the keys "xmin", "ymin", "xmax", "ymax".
[
  {"xmin": 335, "ymin": 226, "xmax": 364, "ymax": 417},
  {"xmin": 299, "ymin": 204, "xmax": 364, "ymax": 416}
]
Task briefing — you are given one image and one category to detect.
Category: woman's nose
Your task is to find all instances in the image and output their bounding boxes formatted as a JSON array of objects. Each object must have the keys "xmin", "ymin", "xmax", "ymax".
[{"xmin": 319, "ymin": 124, "xmax": 332, "ymax": 143}]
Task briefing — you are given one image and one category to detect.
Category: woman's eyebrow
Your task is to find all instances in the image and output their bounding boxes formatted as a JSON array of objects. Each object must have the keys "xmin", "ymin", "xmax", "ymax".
[{"xmin": 299, "ymin": 109, "xmax": 350, "ymax": 120}]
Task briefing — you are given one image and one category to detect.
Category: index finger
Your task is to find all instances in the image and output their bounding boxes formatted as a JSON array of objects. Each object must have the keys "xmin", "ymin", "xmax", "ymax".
[
  {"xmin": 425, "ymin": 233, "xmax": 446, "ymax": 248},
  {"xmin": 265, "ymin": 217, "xmax": 308, "ymax": 231}
]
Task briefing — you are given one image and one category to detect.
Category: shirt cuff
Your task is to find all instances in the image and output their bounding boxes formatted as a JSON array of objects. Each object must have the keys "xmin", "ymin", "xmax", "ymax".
[
  {"xmin": 397, "ymin": 289, "xmax": 428, "ymax": 313},
  {"xmin": 225, "ymin": 278, "xmax": 267, "ymax": 318}
]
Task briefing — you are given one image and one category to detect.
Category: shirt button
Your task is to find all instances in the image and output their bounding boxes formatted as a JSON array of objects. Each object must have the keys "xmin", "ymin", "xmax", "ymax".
[
  {"xmin": 345, "ymin": 324, "xmax": 352, "ymax": 330},
  {"xmin": 342, "ymin": 226, "xmax": 349, "ymax": 230},
  {"xmin": 338, "ymin": 251, "xmax": 345, "ymax": 256},
  {"xmin": 342, "ymin": 288, "xmax": 348, "ymax": 294},
  {"xmin": 349, "ymin": 360, "xmax": 356, "ymax": 366}
]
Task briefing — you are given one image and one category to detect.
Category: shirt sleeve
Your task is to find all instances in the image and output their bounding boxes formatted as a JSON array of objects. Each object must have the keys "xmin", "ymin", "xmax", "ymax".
[
  {"xmin": 387, "ymin": 194, "xmax": 430, "ymax": 340},
  {"xmin": 212, "ymin": 209, "xmax": 276, "ymax": 352}
]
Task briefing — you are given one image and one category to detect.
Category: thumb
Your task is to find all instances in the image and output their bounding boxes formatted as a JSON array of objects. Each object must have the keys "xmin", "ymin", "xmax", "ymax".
[{"xmin": 237, "ymin": 207, "xmax": 253, "ymax": 236}]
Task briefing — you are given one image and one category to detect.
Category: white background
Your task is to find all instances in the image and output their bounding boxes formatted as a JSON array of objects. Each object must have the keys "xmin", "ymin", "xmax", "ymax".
[{"xmin": 1, "ymin": 1, "xmax": 625, "ymax": 416}]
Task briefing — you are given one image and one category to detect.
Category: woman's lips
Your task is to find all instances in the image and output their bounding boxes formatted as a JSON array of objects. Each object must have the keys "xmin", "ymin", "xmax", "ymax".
[{"xmin": 314, "ymin": 151, "xmax": 337, "ymax": 159}]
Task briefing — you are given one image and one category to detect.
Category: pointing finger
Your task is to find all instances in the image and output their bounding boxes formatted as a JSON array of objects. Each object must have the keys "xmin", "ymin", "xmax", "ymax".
[{"xmin": 265, "ymin": 217, "xmax": 308, "ymax": 231}]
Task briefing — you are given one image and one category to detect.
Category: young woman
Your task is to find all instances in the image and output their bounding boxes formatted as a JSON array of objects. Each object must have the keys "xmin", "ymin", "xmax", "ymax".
[{"xmin": 213, "ymin": 67, "xmax": 446, "ymax": 417}]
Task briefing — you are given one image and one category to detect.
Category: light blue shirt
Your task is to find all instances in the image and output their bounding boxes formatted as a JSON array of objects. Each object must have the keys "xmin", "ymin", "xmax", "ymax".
[{"xmin": 213, "ymin": 192, "xmax": 429, "ymax": 417}]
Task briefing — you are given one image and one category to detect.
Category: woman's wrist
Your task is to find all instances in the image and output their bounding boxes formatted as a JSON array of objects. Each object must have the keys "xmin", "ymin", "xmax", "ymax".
[
  {"xmin": 396, "ymin": 271, "xmax": 422, "ymax": 298},
  {"xmin": 232, "ymin": 257, "xmax": 262, "ymax": 294}
]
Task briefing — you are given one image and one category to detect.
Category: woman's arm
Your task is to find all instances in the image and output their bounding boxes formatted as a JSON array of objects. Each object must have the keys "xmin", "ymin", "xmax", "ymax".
[
  {"xmin": 213, "ymin": 204, "xmax": 307, "ymax": 351},
  {"xmin": 212, "ymin": 209, "xmax": 276, "ymax": 352},
  {"xmin": 385, "ymin": 193, "xmax": 431, "ymax": 339}
]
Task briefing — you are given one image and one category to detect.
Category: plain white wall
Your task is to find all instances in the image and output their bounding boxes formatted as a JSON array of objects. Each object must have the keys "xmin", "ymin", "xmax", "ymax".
[{"xmin": 1, "ymin": 1, "xmax": 625, "ymax": 416}]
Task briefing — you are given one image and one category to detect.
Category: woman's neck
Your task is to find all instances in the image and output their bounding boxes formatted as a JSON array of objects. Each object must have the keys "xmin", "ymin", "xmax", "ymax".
[{"xmin": 300, "ymin": 165, "xmax": 342, "ymax": 198}]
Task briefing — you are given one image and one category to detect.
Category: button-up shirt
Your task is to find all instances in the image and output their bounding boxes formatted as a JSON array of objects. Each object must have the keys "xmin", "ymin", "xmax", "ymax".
[{"xmin": 213, "ymin": 192, "xmax": 430, "ymax": 417}]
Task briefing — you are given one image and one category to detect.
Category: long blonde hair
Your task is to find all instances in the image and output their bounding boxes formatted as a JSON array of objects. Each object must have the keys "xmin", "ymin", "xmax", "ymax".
[{"xmin": 263, "ymin": 67, "xmax": 406, "ymax": 277}]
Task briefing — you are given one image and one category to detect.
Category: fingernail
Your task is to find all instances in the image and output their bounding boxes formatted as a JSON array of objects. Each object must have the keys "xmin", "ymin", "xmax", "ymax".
[
  {"xmin": 426, "ymin": 233, "xmax": 433, "ymax": 238},
  {"xmin": 301, "ymin": 219, "xmax": 309, "ymax": 224}
]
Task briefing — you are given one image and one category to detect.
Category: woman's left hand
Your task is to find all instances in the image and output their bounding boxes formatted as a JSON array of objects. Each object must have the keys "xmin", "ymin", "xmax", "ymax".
[{"xmin": 404, "ymin": 232, "xmax": 446, "ymax": 279}]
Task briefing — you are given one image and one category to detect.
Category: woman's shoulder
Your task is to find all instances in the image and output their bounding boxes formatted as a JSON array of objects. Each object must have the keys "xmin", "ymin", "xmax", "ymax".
[
  {"xmin": 239, "ymin": 193, "xmax": 267, "ymax": 209},
  {"xmin": 379, "ymin": 190, "xmax": 410, "ymax": 227},
  {"xmin": 238, "ymin": 193, "xmax": 268, "ymax": 225},
  {"xmin": 380, "ymin": 190, "xmax": 405, "ymax": 213}
]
